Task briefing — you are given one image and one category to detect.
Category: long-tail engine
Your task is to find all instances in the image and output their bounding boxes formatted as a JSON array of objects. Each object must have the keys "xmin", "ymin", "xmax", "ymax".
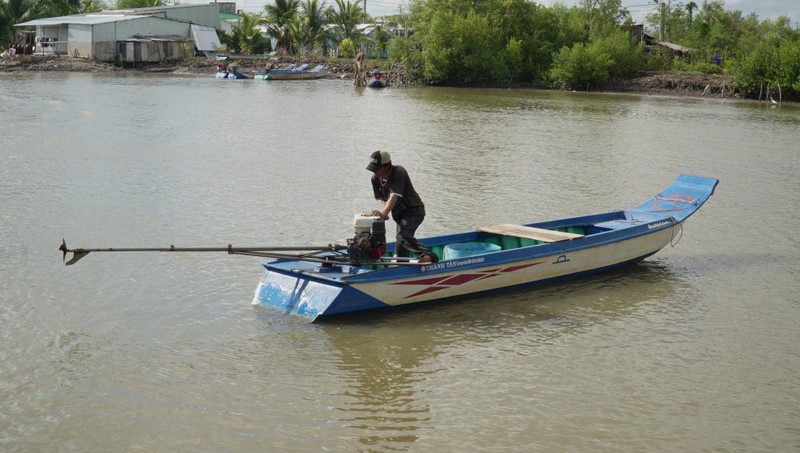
[{"xmin": 347, "ymin": 215, "xmax": 386, "ymax": 266}]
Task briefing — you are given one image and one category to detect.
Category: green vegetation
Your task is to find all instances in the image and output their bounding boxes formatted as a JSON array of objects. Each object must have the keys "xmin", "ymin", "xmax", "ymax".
[
  {"xmin": 113, "ymin": 0, "xmax": 163, "ymax": 8},
  {"xmin": 389, "ymin": 0, "xmax": 798, "ymax": 100},
  {"xmin": 217, "ymin": 0, "xmax": 372, "ymax": 58},
  {"xmin": 1, "ymin": 0, "xmax": 107, "ymax": 45},
  {"xmin": 2, "ymin": 0, "xmax": 798, "ymax": 100},
  {"xmin": 643, "ymin": 0, "xmax": 800, "ymax": 100},
  {"xmin": 399, "ymin": 0, "xmax": 799, "ymax": 100}
]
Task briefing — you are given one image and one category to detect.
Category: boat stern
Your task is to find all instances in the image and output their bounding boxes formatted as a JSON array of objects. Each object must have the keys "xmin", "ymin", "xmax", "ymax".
[
  {"xmin": 251, "ymin": 269, "xmax": 342, "ymax": 321},
  {"xmin": 251, "ymin": 264, "xmax": 391, "ymax": 321}
]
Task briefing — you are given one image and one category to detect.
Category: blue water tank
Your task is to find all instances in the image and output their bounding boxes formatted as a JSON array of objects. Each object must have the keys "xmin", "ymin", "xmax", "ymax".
[{"xmin": 444, "ymin": 242, "xmax": 501, "ymax": 260}]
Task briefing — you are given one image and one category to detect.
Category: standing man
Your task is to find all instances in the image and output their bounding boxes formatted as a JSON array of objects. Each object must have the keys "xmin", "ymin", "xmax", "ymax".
[{"xmin": 367, "ymin": 150, "xmax": 439, "ymax": 263}]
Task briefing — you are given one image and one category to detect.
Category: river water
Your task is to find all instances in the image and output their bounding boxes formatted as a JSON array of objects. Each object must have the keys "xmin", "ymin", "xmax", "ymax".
[{"xmin": 1, "ymin": 72, "xmax": 799, "ymax": 451}]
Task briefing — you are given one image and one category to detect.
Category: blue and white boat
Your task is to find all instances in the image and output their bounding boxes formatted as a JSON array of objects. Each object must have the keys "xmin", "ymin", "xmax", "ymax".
[
  {"xmin": 59, "ymin": 175, "xmax": 717, "ymax": 323},
  {"xmin": 254, "ymin": 63, "xmax": 325, "ymax": 80},
  {"xmin": 252, "ymin": 175, "xmax": 718, "ymax": 321},
  {"xmin": 215, "ymin": 71, "xmax": 250, "ymax": 79}
]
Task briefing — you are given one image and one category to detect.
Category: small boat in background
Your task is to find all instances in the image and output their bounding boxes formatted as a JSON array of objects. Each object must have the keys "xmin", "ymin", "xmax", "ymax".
[
  {"xmin": 215, "ymin": 61, "xmax": 250, "ymax": 79},
  {"xmin": 367, "ymin": 69, "xmax": 387, "ymax": 88},
  {"xmin": 215, "ymin": 71, "xmax": 250, "ymax": 79},
  {"xmin": 254, "ymin": 63, "xmax": 325, "ymax": 80}
]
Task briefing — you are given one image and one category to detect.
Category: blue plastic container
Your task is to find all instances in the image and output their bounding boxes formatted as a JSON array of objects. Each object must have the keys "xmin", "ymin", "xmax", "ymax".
[{"xmin": 443, "ymin": 242, "xmax": 501, "ymax": 260}]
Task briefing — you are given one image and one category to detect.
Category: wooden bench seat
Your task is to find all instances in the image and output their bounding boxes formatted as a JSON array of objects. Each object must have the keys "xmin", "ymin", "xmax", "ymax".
[{"xmin": 477, "ymin": 224, "xmax": 584, "ymax": 243}]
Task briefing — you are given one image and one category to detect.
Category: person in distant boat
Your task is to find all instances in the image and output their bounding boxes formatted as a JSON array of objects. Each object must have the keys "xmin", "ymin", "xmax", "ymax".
[
  {"xmin": 217, "ymin": 61, "xmax": 228, "ymax": 72},
  {"xmin": 367, "ymin": 150, "xmax": 439, "ymax": 263}
]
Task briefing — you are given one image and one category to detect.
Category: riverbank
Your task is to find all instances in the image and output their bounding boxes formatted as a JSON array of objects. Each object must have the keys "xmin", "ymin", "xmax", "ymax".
[{"xmin": 0, "ymin": 54, "xmax": 738, "ymax": 100}]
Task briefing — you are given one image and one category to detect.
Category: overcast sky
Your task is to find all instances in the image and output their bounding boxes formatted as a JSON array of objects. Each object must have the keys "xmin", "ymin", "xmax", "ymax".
[{"xmin": 195, "ymin": 0, "xmax": 799, "ymax": 26}]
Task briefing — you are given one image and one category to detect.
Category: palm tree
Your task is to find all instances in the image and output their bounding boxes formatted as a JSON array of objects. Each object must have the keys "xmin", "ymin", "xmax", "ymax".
[
  {"xmin": 33, "ymin": 0, "xmax": 79, "ymax": 16},
  {"xmin": 326, "ymin": 0, "xmax": 365, "ymax": 45},
  {"xmin": 264, "ymin": 0, "xmax": 300, "ymax": 53},
  {"xmin": 301, "ymin": 0, "xmax": 327, "ymax": 52},
  {"xmin": 237, "ymin": 12, "xmax": 264, "ymax": 54},
  {"xmin": 1, "ymin": 0, "xmax": 36, "ymax": 45},
  {"xmin": 287, "ymin": 14, "xmax": 311, "ymax": 53},
  {"xmin": 368, "ymin": 19, "xmax": 391, "ymax": 58}
]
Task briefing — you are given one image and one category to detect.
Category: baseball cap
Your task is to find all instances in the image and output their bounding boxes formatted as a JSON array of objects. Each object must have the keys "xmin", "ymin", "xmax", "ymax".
[{"xmin": 366, "ymin": 150, "xmax": 391, "ymax": 172}]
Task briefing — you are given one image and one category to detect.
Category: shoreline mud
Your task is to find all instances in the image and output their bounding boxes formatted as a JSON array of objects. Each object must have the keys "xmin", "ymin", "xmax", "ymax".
[{"xmin": 1, "ymin": 54, "xmax": 741, "ymax": 101}]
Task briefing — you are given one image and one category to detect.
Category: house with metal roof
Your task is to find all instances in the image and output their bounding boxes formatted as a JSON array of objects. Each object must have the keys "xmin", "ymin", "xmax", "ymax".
[
  {"xmin": 15, "ymin": 3, "xmax": 222, "ymax": 63},
  {"xmin": 630, "ymin": 24, "xmax": 691, "ymax": 58}
]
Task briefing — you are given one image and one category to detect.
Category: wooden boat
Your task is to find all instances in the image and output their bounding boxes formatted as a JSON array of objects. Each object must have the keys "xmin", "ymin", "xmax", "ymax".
[
  {"xmin": 59, "ymin": 175, "xmax": 717, "ymax": 323},
  {"xmin": 251, "ymin": 175, "xmax": 718, "ymax": 321},
  {"xmin": 254, "ymin": 63, "xmax": 325, "ymax": 80},
  {"xmin": 367, "ymin": 69, "xmax": 387, "ymax": 88}
]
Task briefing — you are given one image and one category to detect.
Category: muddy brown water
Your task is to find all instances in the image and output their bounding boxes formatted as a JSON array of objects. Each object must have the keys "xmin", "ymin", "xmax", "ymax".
[{"xmin": 1, "ymin": 72, "xmax": 799, "ymax": 451}]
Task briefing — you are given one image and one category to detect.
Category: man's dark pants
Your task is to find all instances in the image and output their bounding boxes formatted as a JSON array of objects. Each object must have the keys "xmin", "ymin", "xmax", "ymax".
[{"xmin": 395, "ymin": 208, "xmax": 438, "ymax": 262}]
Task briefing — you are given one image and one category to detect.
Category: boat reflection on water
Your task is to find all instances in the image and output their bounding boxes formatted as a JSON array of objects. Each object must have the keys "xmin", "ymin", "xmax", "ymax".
[{"xmin": 288, "ymin": 260, "xmax": 685, "ymax": 450}]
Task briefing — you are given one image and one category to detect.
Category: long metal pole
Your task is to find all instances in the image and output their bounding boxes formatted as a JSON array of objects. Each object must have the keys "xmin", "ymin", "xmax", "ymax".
[
  {"xmin": 60, "ymin": 239, "xmax": 342, "ymax": 265},
  {"xmin": 62, "ymin": 244, "xmax": 338, "ymax": 253},
  {"xmin": 59, "ymin": 240, "xmax": 424, "ymax": 267}
]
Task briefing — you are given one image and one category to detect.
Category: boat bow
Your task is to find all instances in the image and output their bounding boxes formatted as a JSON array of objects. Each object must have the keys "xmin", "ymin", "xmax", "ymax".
[{"xmin": 634, "ymin": 174, "xmax": 718, "ymax": 222}]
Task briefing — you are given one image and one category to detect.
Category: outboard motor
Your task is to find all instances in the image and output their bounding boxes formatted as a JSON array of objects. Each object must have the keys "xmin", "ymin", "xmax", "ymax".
[{"xmin": 347, "ymin": 215, "xmax": 387, "ymax": 266}]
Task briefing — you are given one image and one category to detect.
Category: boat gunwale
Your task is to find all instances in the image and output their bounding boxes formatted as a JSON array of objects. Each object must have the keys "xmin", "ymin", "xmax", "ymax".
[
  {"xmin": 341, "ymin": 216, "xmax": 679, "ymax": 283},
  {"xmin": 261, "ymin": 212, "xmax": 679, "ymax": 284}
]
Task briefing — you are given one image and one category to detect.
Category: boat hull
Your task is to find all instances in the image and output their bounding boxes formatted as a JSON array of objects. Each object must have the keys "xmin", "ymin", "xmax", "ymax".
[
  {"xmin": 255, "ymin": 73, "xmax": 323, "ymax": 80},
  {"xmin": 367, "ymin": 76, "xmax": 387, "ymax": 88},
  {"xmin": 254, "ymin": 64, "xmax": 325, "ymax": 80},
  {"xmin": 215, "ymin": 71, "xmax": 250, "ymax": 79},
  {"xmin": 252, "ymin": 174, "xmax": 718, "ymax": 322},
  {"xmin": 253, "ymin": 222, "xmax": 676, "ymax": 321}
]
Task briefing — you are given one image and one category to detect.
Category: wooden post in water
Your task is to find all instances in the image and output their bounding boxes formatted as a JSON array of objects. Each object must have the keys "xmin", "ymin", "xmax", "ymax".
[{"xmin": 354, "ymin": 51, "xmax": 366, "ymax": 87}]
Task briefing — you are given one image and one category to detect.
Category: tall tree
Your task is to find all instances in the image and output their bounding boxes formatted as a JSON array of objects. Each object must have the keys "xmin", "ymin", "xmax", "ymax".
[
  {"xmin": 1, "ymin": 0, "xmax": 36, "ymax": 45},
  {"xmin": 686, "ymin": 1, "xmax": 697, "ymax": 24},
  {"xmin": 579, "ymin": 0, "xmax": 631, "ymax": 40},
  {"xmin": 35, "ymin": 0, "xmax": 81, "ymax": 16},
  {"xmin": 264, "ymin": 0, "xmax": 300, "ymax": 52},
  {"xmin": 301, "ymin": 0, "xmax": 328, "ymax": 52},
  {"xmin": 368, "ymin": 19, "xmax": 391, "ymax": 57},
  {"xmin": 287, "ymin": 14, "xmax": 311, "ymax": 53},
  {"xmin": 236, "ymin": 12, "xmax": 266, "ymax": 54},
  {"xmin": 326, "ymin": 0, "xmax": 364, "ymax": 43}
]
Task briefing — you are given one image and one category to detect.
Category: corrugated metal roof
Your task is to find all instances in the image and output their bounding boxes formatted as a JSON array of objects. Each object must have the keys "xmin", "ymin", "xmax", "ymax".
[
  {"xmin": 16, "ymin": 14, "xmax": 143, "ymax": 26},
  {"xmin": 96, "ymin": 4, "xmax": 209, "ymax": 15},
  {"xmin": 16, "ymin": 3, "xmax": 218, "ymax": 27},
  {"xmin": 657, "ymin": 41, "xmax": 690, "ymax": 53}
]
